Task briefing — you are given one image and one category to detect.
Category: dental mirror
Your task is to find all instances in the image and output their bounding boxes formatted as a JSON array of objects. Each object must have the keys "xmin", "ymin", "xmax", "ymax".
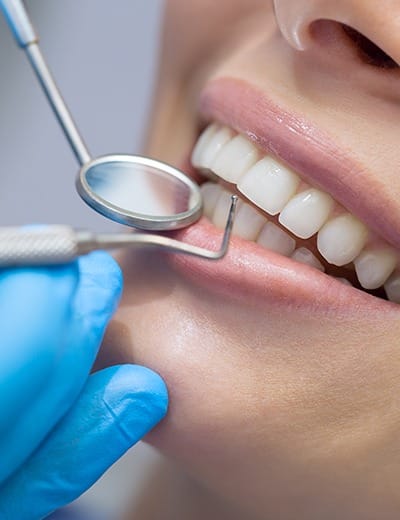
[
  {"xmin": 77, "ymin": 155, "xmax": 202, "ymax": 231},
  {"xmin": 0, "ymin": 0, "xmax": 202, "ymax": 231}
]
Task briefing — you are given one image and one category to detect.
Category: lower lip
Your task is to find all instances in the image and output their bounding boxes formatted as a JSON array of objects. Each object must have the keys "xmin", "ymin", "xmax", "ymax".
[{"xmin": 168, "ymin": 215, "xmax": 399, "ymax": 317}]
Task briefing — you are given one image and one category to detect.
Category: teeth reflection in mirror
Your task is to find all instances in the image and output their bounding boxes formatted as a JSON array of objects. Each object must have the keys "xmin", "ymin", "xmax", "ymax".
[
  {"xmin": 232, "ymin": 202, "xmax": 267, "ymax": 240},
  {"xmin": 317, "ymin": 214, "xmax": 368, "ymax": 266},
  {"xmin": 291, "ymin": 247, "xmax": 325, "ymax": 272},
  {"xmin": 354, "ymin": 248, "xmax": 397, "ymax": 290},
  {"xmin": 191, "ymin": 124, "xmax": 219, "ymax": 168},
  {"xmin": 211, "ymin": 135, "xmax": 259, "ymax": 184},
  {"xmin": 200, "ymin": 182, "xmax": 223, "ymax": 218},
  {"xmin": 384, "ymin": 272, "xmax": 400, "ymax": 303},
  {"xmin": 257, "ymin": 222, "xmax": 296, "ymax": 257},
  {"xmin": 212, "ymin": 190, "xmax": 234, "ymax": 229},
  {"xmin": 238, "ymin": 157, "xmax": 300, "ymax": 216},
  {"xmin": 279, "ymin": 189, "xmax": 334, "ymax": 239},
  {"xmin": 195, "ymin": 126, "xmax": 235, "ymax": 170}
]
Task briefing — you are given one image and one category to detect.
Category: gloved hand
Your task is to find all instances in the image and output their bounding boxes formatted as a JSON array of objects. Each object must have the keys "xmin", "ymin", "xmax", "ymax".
[{"xmin": 0, "ymin": 251, "xmax": 168, "ymax": 519}]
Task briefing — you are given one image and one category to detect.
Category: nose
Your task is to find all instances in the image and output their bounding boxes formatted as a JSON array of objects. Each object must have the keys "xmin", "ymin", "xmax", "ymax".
[{"xmin": 273, "ymin": 0, "xmax": 400, "ymax": 66}]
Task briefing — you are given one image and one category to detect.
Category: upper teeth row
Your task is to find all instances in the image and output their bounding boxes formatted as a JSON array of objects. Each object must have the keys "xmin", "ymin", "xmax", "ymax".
[{"xmin": 191, "ymin": 123, "xmax": 400, "ymax": 301}]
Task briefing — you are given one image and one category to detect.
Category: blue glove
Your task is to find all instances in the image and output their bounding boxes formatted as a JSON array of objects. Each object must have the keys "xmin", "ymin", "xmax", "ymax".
[{"xmin": 0, "ymin": 251, "xmax": 168, "ymax": 519}]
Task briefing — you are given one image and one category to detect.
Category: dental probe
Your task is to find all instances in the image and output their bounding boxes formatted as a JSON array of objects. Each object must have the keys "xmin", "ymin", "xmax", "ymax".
[{"xmin": 0, "ymin": 196, "xmax": 238, "ymax": 268}]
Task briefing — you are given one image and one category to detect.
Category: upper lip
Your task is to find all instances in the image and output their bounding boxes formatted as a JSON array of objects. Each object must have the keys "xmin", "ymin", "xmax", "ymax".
[{"xmin": 198, "ymin": 77, "xmax": 400, "ymax": 251}]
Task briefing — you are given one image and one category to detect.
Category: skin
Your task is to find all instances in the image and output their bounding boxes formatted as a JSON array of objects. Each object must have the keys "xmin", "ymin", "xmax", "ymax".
[{"xmin": 98, "ymin": 1, "xmax": 400, "ymax": 518}]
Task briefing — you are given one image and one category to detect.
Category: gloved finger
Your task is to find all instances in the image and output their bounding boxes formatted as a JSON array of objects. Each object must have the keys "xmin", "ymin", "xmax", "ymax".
[
  {"xmin": 0, "ymin": 364, "xmax": 168, "ymax": 520},
  {"xmin": 0, "ymin": 252, "xmax": 123, "ymax": 484},
  {"xmin": 0, "ymin": 265, "xmax": 78, "ymax": 435}
]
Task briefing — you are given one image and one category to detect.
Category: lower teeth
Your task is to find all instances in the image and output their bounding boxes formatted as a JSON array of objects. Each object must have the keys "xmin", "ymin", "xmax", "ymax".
[{"xmin": 201, "ymin": 181, "xmax": 398, "ymax": 303}]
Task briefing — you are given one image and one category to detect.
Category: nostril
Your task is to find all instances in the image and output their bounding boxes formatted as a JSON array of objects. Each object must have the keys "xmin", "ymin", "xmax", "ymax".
[{"xmin": 341, "ymin": 24, "xmax": 398, "ymax": 70}]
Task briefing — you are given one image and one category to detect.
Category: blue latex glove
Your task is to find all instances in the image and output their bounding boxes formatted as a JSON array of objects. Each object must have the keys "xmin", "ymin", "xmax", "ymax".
[{"xmin": 0, "ymin": 251, "xmax": 168, "ymax": 519}]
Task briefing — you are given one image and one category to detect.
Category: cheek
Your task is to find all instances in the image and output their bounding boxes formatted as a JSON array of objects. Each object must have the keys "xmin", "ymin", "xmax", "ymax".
[{"xmin": 163, "ymin": 0, "xmax": 273, "ymax": 75}]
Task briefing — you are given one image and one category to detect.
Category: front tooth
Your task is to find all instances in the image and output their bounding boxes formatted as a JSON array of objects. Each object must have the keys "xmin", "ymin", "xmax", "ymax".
[
  {"xmin": 354, "ymin": 248, "xmax": 397, "ymax": 290},
  {"xmin": 200, "ymin": 182, "xmax": 223, "ymax": 218},
  {"xmin": 290, "ymin": 248, "xmax": 325, "ymax": 272},
  {"xmin": 238, "ymin": 157, "xmax": 300, "ymax": 216},
  {"xmin": 211, "ymin": 135, "xmax": 259, "ymax": 184},
  {"xmin": 195, "ymin": 126, "xmax": 235, "ymax": 170},
  {"xmin": 317, "ymin": 214, "xmax": 368, "ymax": 266},
  {"xmin": 212, "ymin": 190, "xmax": 233, "ymax": 229},
  {"xmin": 279, "ymin": 189, "xmax": 334, "ymax": 239},
  {"xmin": 232, "ymin": 202, "xmax": 267, "ymax": 240},
  {"xmin": 384, "ymin": 272, "xmax": 400, "ymax": 303},
  {"xmin": 257, "ymin": 222, "xmax": 296, "ymax": 257},
  {"xmin": 191, "ymin": 124, "xmax": 219, "ymax": 168}
]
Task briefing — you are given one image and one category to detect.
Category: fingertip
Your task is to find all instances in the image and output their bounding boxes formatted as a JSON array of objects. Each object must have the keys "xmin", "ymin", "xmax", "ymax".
[
  {"xmin": 78, "ymin": 251, "xmax": 123, "ymax": 298},
  {"xmin": 100, "ymin": 365, "xmax": 169, "ymax": 442},
  {"xmin": 124, "ymin": 364, "xmax": 169, "ymax": 419},
  {"xmin": 78, "ymin": 251, "xmax": 123, "ymax": 299}
]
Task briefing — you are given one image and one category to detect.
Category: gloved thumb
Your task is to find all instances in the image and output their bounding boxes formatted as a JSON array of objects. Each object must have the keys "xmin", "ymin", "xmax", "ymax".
[{"xmin": 0, "ymin": 365, "xmax": 168, "ymax": 520}]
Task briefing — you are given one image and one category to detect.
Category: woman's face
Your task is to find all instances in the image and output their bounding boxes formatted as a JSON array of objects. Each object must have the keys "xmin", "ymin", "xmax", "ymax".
[{"xmin": 100, "ymin": 1, "xmax": 400, "ymax": 518}]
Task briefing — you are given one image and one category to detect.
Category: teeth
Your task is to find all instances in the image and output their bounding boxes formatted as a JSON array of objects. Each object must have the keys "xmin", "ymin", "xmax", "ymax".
[
  {"xmin": 317, "ymin": 214, "xmax": 368, "ymax": 267},
  {"xmin": 290, "ymin": 248, "xmax": 325, "ymax": 272},
  {"xmin": 279, "ymin": 189, "xmax": 334, "ymax": 239},
  {"xmin": 232, "ymin": 202, "xmax": 267, "ymax": 241},
  {"xmin": 257, "ymin": 222, "xmax": 296, "ymax": 257},
  {"xmin": 211, "ymin": 135, "xmax": 259, "ymax": 184},
  {"xmin": 212, "ymin": 190, "xmax": 234, "ymax": 229},
  {"xmin": 192, "ymin": 125, "xmax": 235, "ymax": 171},
  {"xmin": 354, "ymin": 248, "xmax": 397, "ymax": 290},
  {"xmin": 238, "ymin": 157, "xmax": 300, "ymax": 216},
  {"xmin": 191, "ymin": 124, "xmax": 219, "ymax": 168},
  {"xmin": 194, "ymin": 124, "xmax": 400, "ymax": 300},
  {"xmin": 200, "ymin": 182, "xmax": 223, "ymax": 218},
  {"xmin": 384, "ymin": 272, "xmax": 400, "ymax": 303}
]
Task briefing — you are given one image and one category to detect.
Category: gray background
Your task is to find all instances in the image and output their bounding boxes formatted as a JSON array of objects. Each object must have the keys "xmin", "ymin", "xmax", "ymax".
[{"xmin": 0, "ymin": 0, "xmax": 165, "ymax": 516}]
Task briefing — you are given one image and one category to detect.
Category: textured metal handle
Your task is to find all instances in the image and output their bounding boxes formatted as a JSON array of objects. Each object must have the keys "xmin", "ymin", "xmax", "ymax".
[{"xmin": 0, "ymin": 226, "xmax": 78, "ymax": 267}]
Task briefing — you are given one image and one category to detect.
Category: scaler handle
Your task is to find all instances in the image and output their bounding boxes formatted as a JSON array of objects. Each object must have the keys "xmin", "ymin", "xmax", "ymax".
[
  {"xmin": 0, "ymin": 0, "xmax": 37, "ymax": 47},
  {"xmin": 0, "ymin": 226, "xmax": 78, "ymax": 267}
]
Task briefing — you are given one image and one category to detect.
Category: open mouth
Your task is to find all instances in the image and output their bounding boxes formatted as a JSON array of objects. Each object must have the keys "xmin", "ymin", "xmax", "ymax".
[{"xmin": 191, "ymin": 123, "xmax": 400, "ymax": 304}]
